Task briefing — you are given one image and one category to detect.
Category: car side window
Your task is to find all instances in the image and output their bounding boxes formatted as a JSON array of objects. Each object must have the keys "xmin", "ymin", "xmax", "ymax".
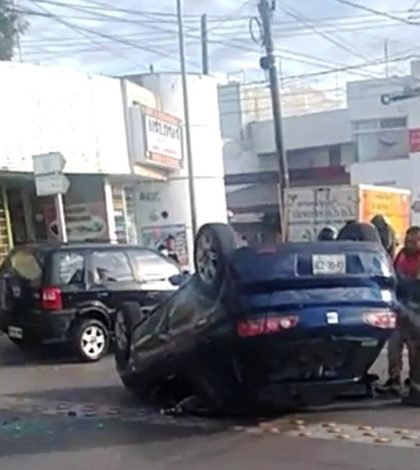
[
  {"xmin": 92, "ymin": 251, "xmax": 134, "ymax": 284},
  {"xmin": 56, "ymin": 252, "xmax": 85, "ymax": 285},
  {"xmin": 130, "ymin": 249, "xmax": 179, "ymax": 283}
]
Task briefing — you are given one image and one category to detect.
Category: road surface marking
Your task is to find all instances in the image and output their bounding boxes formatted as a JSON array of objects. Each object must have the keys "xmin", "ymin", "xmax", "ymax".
[{"xmin": 287, "ymin": 422, "xmax": 420, "ymax": 449}]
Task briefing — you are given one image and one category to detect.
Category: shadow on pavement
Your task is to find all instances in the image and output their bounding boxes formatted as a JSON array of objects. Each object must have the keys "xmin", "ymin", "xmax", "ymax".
[
  {"xmin": 0, "ymin": 337, "xmax": 114, "ymax": 368},
  {"xmin": 0, "ymin": 414, "xmax": 229, "ymax": 459},
  {"xmin": 9, "ymin": 385, "xmax": 139, "ymax": 408}
]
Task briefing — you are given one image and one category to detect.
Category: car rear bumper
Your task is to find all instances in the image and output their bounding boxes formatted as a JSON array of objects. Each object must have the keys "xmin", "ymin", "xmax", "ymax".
[
  {"xmin": 0, "ymin": 310, "xmax": 75, "ymax": 343},
  {"xmin": 234, "ymin": 334, "xmax": 385, "ymax": 404}
]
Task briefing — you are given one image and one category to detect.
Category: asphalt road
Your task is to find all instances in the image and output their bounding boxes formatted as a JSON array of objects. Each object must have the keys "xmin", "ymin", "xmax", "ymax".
[{"xmin": 0, "ymin": 335, "xmax": 419, "ymax": 470}]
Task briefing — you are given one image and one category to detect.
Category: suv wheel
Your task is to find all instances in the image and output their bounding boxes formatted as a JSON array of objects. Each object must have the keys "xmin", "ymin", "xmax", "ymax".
[
  {"xmin": 114, "ymin": 302, "xmax": 144, "ymax": 394},
  {"xmin": 72, "ymin": 318, "xmax": 109, "ymax": 362},
  {"xmin": 194, "ymin": 223, "xmax": 237, "ymax": 296}
]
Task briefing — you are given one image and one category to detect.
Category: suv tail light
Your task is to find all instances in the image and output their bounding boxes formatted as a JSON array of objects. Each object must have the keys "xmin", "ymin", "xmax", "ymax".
[
  {"xmin": 363, "ymin": 311, "xmax": 396, "ymax": 329},
  {"xmin": 237, "ymin": 315, "xmax": 299, "ymax": 338},
  {"xmin": 41, "ymin": 287, "xmax": 63, "ymax": 311}
]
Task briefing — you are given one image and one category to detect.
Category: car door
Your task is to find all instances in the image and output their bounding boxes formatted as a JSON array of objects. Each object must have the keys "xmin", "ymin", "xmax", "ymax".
[{"xmin": 89, "ymin": 249, "xmax": 140, "ymax": 316}]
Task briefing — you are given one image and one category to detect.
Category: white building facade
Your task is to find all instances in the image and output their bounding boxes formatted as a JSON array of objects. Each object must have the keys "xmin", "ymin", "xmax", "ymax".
[
  {"xmin": 220, "ymin": 61, "xmax": 420, "ymax": 239},
  {"xmin": 349, "ymin": 61, "xmax": 420, "ymax": 225},
  {"xmin": 0, "ymin": 62, "xmax": 227, "ymax": 266}
]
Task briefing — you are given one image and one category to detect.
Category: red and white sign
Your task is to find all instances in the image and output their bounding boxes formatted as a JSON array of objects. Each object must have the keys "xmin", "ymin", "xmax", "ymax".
[
  {"xmin": 409, "ymin": 128, "xmax": 420, "ymax": 153},
  {"xmin": 142, "ymin": 107, "xmax": 183, "ymax": 169}
]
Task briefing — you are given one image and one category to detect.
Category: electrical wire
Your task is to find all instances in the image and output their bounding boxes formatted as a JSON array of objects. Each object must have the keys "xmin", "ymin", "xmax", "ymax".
[
  {"xmin": 276, "ymin": 2, "xmax": 371, "ymax": 63},
  {"xmin": 330, "ymin": 0, "xmax": 418, "ymax": 26},
  {"xmin": 25, "ymin": 0, "xmax": 201, "ymax": 68}
]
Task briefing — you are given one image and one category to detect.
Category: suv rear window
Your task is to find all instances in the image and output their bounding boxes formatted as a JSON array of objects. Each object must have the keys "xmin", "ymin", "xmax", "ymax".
[{"xmin": 9, "ymin": 248, "xmax": 43, "ymax": 283}]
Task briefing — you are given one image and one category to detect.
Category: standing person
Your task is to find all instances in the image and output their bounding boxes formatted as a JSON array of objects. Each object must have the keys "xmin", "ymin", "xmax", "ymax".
[
  {"xmin": 389, "ymin": 226, "xmax": 420, "ymax": 403},
  {"xmin": 163, "ymin": 235, "xmax": 180, "ymax": 264},
  {"xmin": 317, "ymin": 226, "xmax": 338, "ymax": 241},
  {"xmin": 371, "ymin": 214, "xmax": 397, "ymax": 258},
  {"xmin": 337, "ymin": 221, "xmax": 382, "ymax": 243},
  {"xmin": 380, "ymin": 226, "xmax": 420, "ymax": 394}
]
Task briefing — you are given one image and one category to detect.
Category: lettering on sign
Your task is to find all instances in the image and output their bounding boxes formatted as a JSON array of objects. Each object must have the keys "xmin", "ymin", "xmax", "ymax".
[
  {"xmin": 141, "ymin": 106, "xmax": 183, "ymax": 170},
  {"xmin": 288, "ymin": 200, "xmax": 356, "ymax": 223},
  {"xmin": 147, "ymin": 119, "xmax": 181, "ymax": 140},
  {"xmin": 139, "ymin": 191, "xmax": 160, "ymax": 202}
]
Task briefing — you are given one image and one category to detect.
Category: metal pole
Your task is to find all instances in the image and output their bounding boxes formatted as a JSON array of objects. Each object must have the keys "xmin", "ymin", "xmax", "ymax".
[
  {"xmin": 384, "ymin": 39, "xmax": 389, "ymax": 79},
  {"xmin": 201, "ymin": 14, "xmax": 209, "ymax": 74},
  {"xmin": 55, "ymin": 194, "xmax": 67, "ymax": 243},
  {"xmin": 258, "ymin": 0, "xmax": 289, "ymax": 241},
  {"xmin": 176, "ymin": 0, "xmax": 198, "ymax": 237},
  {"xmin": 1, "ymin": 185, "xmax": 13, "ymax": 249}
]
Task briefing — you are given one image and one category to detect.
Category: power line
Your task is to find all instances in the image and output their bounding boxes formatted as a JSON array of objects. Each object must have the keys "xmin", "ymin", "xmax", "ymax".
[
  {"xmin": 276, "ymin": 2, "xmax": 371, "ymax": 63},
  {"xmin": 29, "ymin": 0, "xmax": 198, "ymax": 18},
  {"xmin": 208, "ymin": 33, "xmax": 380, "ymax": 80},
  {"xmin": 330, "ymin": 0, "xmax": 418, "ymax": 26},
  {"xmin": 26, "ymin": 0, "xmax": 201, "ymax": 68}
]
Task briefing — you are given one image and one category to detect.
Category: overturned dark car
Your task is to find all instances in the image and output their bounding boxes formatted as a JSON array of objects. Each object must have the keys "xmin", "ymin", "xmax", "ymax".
[{"xmin": 114, "ymin": 223, "xmax": 397, "ymax": 411}]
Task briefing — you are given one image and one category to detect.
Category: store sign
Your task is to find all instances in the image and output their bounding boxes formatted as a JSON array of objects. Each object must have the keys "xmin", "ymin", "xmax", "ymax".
[
  {"xmin": 142, "ymin": 107, "xmax": 183, "ymax": 170},
  {"xmin": 409, "ymin": 128, "xmax": 420, "ymax": 153}
]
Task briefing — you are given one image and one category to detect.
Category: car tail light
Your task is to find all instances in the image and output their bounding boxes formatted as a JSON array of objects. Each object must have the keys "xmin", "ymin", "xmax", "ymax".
[
  {"xmin": 363, "ymin": 311, "xmax": 396, "ymax": 329},
  {"xmin": 41, "ymin": 287, "xmax": 63, "ymax": 311},
  {"xmin": 237, "ymin": 315, "xmax": 299, "ymax": 338}
]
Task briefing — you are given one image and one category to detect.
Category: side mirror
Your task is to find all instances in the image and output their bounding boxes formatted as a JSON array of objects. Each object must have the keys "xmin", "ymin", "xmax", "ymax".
[{"xmin": 169, "ymin": 274, "xmax": 184, "ymax": 286}]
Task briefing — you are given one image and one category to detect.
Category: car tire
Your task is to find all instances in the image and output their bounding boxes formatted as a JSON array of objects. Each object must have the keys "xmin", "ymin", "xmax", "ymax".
[
  {"xmin": 194, "ymin": 223, "xmax": 237, "ymax": 296},
  {"xmin": 114, "ymin": 302, "xmax": 144, "ymax": 394},
  {"xmin": 71, "ymin": 318, "xmax": 109, "ymax": 363}
]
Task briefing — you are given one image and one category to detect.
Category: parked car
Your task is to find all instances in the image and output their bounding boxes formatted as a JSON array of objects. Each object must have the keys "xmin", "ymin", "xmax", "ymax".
[
  {"xmin": 0, "ymin": 242, "xmax": 182, "ymax": 362},
  {"xmin": 114, "ymin": 223, "xmax": 397, "ymax": 411}
]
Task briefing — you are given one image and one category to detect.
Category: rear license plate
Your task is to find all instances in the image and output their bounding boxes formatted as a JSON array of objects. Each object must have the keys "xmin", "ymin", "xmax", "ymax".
[
  {"xmin": 8, "ymin": 326, "xmax": 23, "ymax": 339},
  {"xmin": 312, "ymin": 254, "xmax": 346, "ymax": 275}
]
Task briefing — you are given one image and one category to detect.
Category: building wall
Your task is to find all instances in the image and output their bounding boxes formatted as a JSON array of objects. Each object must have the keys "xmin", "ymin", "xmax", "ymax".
[
  {"xmin": 130, "ymin": 73, "xmax": 228, "ymax": 268},
  {"xmin": 223, "ymin": 109, "xmax": 354, "ymax": 177},
  {"xmin": 0, "ymin": 62, "xmax": 130, "ymax": 175}
]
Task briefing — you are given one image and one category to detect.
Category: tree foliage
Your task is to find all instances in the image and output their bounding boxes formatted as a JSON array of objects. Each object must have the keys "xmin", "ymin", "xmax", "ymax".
[{"xmin": 0, "ymin": 0, "xmax": 28, "ymax": 61}]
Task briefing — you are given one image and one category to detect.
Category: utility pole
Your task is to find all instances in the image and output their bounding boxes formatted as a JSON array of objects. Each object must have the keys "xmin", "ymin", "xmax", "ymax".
[
  {"xmin": 258, "ymin": 0, "xmax": 289, "ymax": 241},
  {"xmin": 384, "ymin": 39, "xmax": 389, "ymax": 79},
  {"xmin": 201, "ymin": 14, "xmax": 209, "ymax": 75},
  {"xmin": 176, "ymin": 0, "xmax": 198, "ymax": 237}
]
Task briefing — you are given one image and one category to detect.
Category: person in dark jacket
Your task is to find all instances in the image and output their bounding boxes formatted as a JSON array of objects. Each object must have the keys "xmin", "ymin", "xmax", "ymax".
[
  {"xmin": 371, "ymin": 214, "xmax": 397, "ymax": 257},
  {"xmin": 393, "ymin": 226, "xmax": 420, "ymax": 404},
  {"xmin": 317, "ymin": 226, "xmax": 338, "ymax": 241},
  {"xmin": 337, "ymin": 221, "xmax": 382, "ymax": 243}
]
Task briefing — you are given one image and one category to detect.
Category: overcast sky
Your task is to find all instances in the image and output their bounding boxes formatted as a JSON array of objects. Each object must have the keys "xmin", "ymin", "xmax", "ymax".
[{"xmin": 16, "ymin": 0, "xmax": 420, "ymax": 93}]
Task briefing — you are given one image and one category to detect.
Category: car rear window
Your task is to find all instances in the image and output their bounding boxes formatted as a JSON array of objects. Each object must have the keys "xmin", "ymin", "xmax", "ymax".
[
  {"xmin": 130, "ymin": 249, "xmax": 179, "ymax": 282},
  {"xmin": 9, "ymin": 248, "xmax": 43, "ymax": 283}
]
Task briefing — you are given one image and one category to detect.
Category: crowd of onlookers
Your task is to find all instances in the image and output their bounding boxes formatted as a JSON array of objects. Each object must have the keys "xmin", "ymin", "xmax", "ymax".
[{"xmin": 318, "ymin": 216, "xmax": 420, "ymax": 406}]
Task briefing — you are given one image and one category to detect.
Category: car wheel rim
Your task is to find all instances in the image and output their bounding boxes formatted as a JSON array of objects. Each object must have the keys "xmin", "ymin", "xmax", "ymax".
[
  {"xmin": 114, "ymin": 311, "xmax": 128, "ymax": 352},
  {"xmin": 196, "ymin": 232, "xmax": 218, "ymax": 284},
  {"xmin": 81, "ymin": 325, "xmax": 106, "ymax": 359}
]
